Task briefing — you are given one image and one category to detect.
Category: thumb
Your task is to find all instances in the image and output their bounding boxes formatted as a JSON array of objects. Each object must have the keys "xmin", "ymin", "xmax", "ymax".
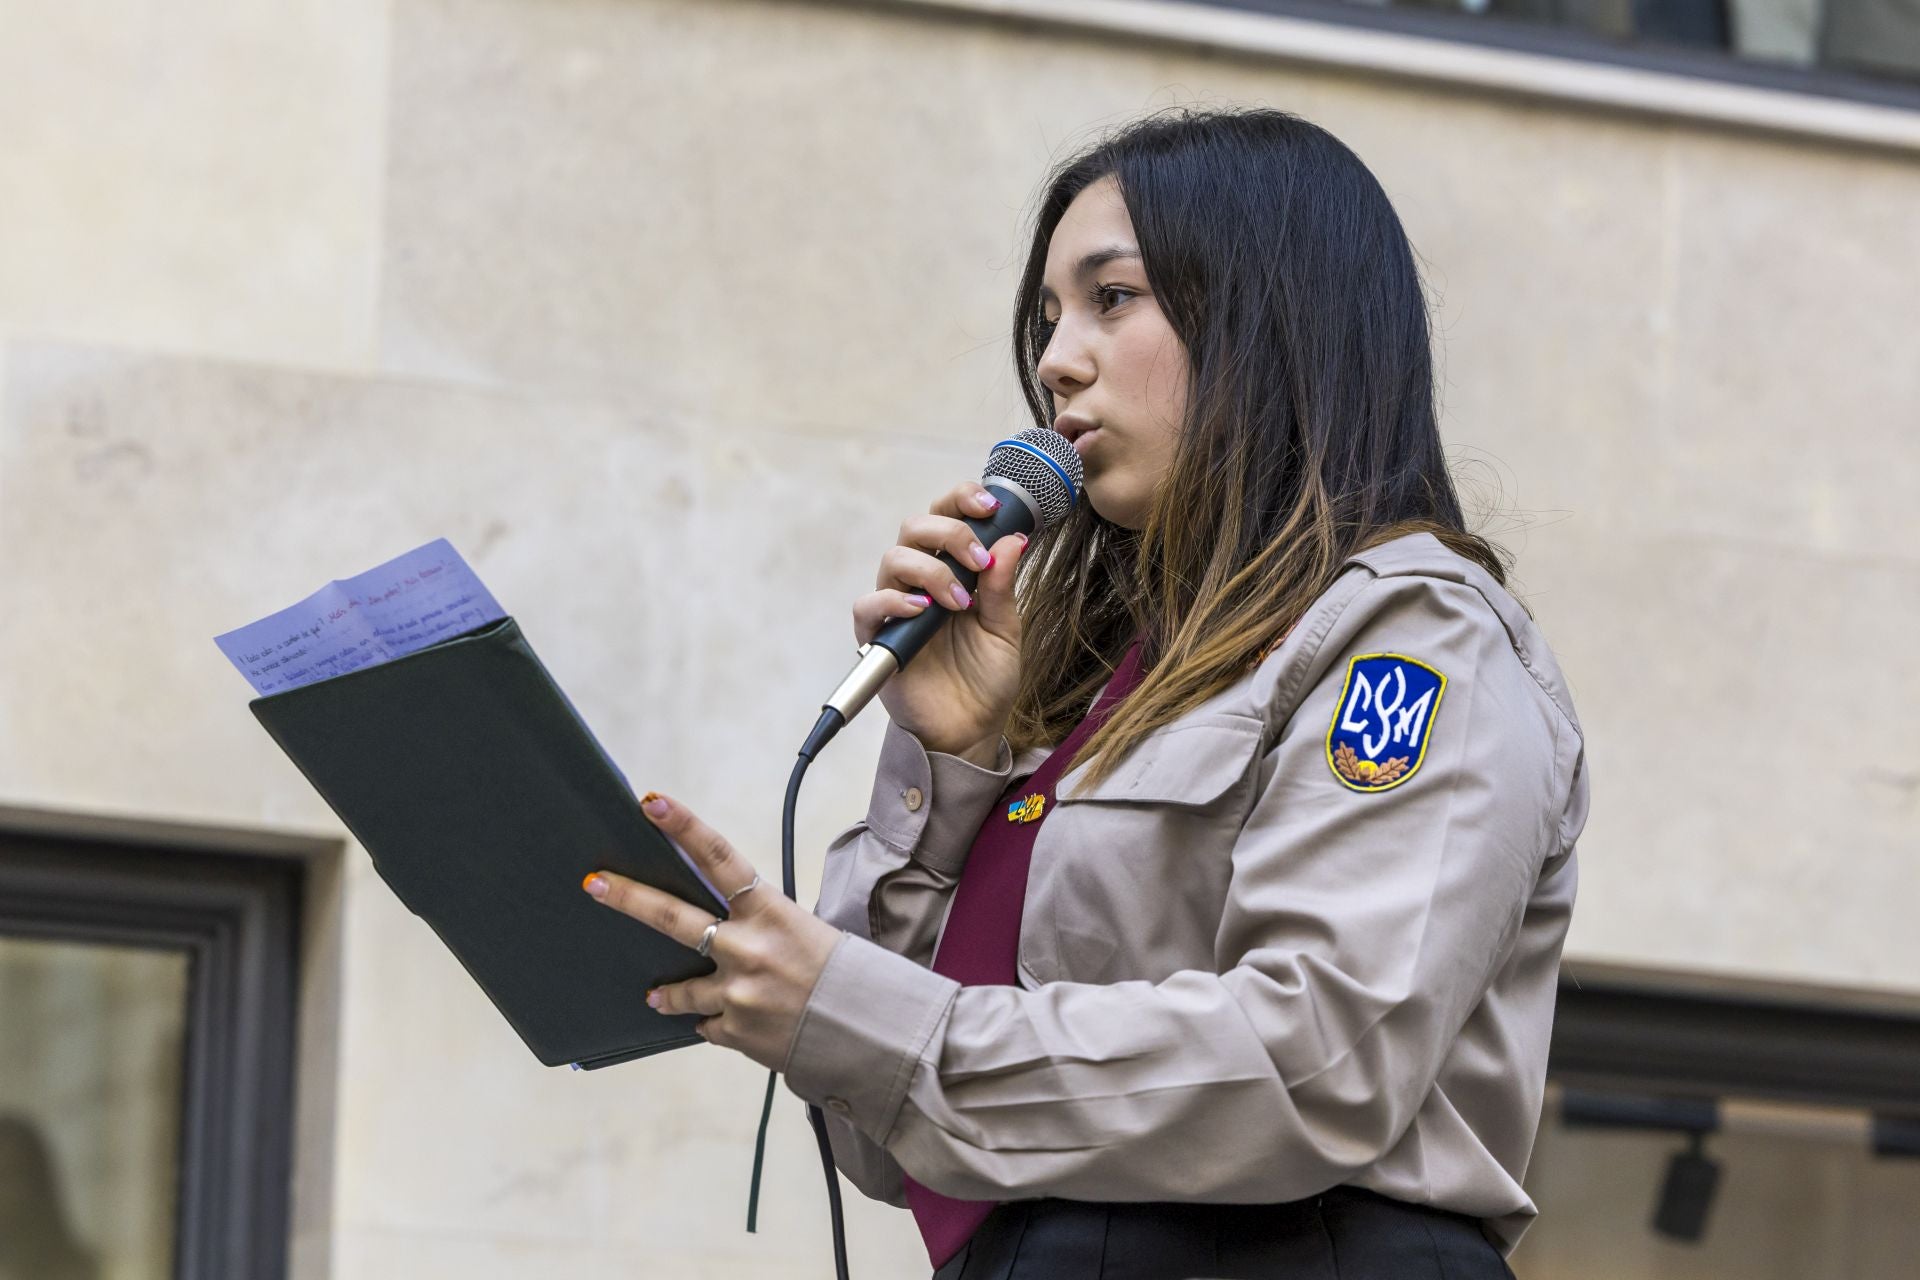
[{"xmin": 970, "ymin": 531, "xmax": 1028, "ymax": 629}]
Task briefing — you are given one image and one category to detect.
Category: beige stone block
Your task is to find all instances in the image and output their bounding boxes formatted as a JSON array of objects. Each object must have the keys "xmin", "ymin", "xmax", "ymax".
[
  {"xmin": 1353, "ymin": 99, "xmax": 1675, "ymax": 541},
  {"xmin": 327, "ymin": 834, "xmax": 924, "ymax": 1264},
  {"xmin": 0, "ymin": 0, "xmax": 387, "ymax": 369},
  {"xmin": 1659, "ymin": 132, "xmax": 1920, "ymax": 561},
  {"xmin": 329, "ymin": 1217, "xmax": 918, "ymax": 1280},
  {"xmin": 1524, "ymin": 528, "xmax": 1920, "ymax": 992},
  {"xmin": 380, "ymin": 0, "xmax": 1274, "ymax": 440},
  {"xmin": 0, "ymin": 340, "xmax": 694, "ymax": 828}
]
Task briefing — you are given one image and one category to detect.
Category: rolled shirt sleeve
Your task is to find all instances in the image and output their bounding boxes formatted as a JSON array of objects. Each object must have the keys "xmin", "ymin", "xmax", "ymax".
[
  {"xmin": 803, "ymin": 716, "xmax": 1013, "ymax": 1205},
  {"xmin": 785, "ymin": 574, "xmax": 1577, "ymax": 1210},
  {"xmin": 813, "ymin": 717, "xmax": 1014, "ymax": 963}
]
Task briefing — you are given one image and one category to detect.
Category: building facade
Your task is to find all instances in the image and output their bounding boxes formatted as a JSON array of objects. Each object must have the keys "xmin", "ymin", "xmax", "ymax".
[{"xmin": 1, "ymin": 1, "xmax": 1916, "ymax": 1276}]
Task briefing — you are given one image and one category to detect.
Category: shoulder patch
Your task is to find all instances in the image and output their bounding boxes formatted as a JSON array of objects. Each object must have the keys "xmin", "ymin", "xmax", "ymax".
[{"xmin": 1325, "ymin": 653, "xmax": 1447, "ymax": 793}]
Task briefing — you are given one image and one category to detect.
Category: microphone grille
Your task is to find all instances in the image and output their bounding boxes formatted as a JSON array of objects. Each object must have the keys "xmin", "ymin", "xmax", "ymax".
[{"xmin": 984, "ymin": 428, "xmax": 1084, "ymax": 531}]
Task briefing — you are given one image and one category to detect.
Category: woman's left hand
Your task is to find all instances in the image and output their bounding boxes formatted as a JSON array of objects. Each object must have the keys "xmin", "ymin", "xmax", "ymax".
[{"xmin": 582, "ymin": 791, "xmax": 846, "ymax": 1071}]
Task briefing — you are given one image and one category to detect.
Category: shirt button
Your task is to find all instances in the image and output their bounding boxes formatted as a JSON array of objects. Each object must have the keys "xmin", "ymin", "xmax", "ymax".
[
  {"xmin": 903, "ymin": 786, "xmax": 924, "ymax": 812},
  {"xmin": 826, "ymin": 1096, "xmax": 852, "ymax": 1115}
]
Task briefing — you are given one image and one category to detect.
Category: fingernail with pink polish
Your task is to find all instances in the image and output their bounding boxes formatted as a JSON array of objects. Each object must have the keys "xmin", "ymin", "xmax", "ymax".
[
  {"xmin": 907, "ymin": 593, "xmax": 932, "ymax": 608},
  {"xmin": 950, "ymin": 582, "xmax": 972, "ymax": 609}
]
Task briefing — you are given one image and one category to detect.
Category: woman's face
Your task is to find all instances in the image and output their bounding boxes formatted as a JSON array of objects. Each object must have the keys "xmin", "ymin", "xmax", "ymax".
[{"xmin": 1037, "ymin": 173, "xmax": 1189, "ymax": 531}]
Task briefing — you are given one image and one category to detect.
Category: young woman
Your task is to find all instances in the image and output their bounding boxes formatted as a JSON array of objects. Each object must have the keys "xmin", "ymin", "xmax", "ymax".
[{"xmin": 582, "ymin": 106, "xmax": 1589, "ymax": 1278}]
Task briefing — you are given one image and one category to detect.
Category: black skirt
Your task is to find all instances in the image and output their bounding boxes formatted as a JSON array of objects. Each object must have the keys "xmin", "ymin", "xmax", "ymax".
[{"xmin": 929, "ymin": 1185, "xmax": 1518, "ymax": 1280}]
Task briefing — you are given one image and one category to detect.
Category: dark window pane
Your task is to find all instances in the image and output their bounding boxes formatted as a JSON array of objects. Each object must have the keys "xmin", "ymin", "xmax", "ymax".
[
  {"xmin": 1195, "ymin": 0, "xmax": 1920, "ymax": 95},
  {"xmin": 0, "ymin": 936, "xmax": 189, "ymax": 1280}
]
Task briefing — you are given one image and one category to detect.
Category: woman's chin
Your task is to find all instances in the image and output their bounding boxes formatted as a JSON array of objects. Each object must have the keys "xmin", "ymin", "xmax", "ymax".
[{"xmin": 1083, "ymin": 479, "xmax": 1148, "ymax": 531}]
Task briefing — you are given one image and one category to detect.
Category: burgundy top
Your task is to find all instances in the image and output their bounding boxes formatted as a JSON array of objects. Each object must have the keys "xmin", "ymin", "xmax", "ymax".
[{"xmin": 903, "ymin": 637, "xmax": 1150, "ymax": 1269}]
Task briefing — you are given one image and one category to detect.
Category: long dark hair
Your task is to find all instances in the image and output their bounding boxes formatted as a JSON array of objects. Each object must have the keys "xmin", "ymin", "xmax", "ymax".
[{"xmin": 1004, "ymin": 106, "xmax": 1511, "ymax": 789}]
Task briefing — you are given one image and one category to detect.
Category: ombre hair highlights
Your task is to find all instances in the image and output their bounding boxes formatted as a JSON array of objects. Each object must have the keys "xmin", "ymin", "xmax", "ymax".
[{"xmin": 1005, "ymin": 106, "xmax": 1511, "ymax": 791}]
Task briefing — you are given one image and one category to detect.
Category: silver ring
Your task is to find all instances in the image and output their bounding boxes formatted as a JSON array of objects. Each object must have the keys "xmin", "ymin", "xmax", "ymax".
[
  {"xmin": 724, "ymin": 872, "xmax": 762, "ymax": 905},
  {"xmin": 695, "ymin": 920, "xmax": 720, "ymax": 958}
]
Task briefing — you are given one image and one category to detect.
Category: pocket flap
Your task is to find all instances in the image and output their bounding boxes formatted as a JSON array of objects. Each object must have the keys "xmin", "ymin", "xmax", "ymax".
[{"xmin": 1054, "ymin": 714, "xmax": 1264, "ymax": 807}]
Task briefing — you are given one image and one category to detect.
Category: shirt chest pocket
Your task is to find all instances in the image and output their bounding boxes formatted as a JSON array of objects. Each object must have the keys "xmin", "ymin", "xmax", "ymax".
[{"xmin": 1020, "ymin": 714, "xmax": 1266, "ymax": 987}]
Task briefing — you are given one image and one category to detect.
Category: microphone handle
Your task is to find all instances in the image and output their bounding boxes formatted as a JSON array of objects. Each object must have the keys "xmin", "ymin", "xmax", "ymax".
[{"xmin": 869, "ymin": 480, "xmax": 1036, "ymax": 669}]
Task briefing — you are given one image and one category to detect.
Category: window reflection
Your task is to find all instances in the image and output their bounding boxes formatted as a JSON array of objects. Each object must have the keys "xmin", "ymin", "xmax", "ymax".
[
  {"xmin": 0, "ymin": 937, "xmax": 188, "ymax": 1280},
  {"xmin": 0, "ymin": 1117, "xmax": 100, "ymax": 1280},
  {"xmin": 1341, "ymin": 0, "xmax": 1920, "ymax": 83}
]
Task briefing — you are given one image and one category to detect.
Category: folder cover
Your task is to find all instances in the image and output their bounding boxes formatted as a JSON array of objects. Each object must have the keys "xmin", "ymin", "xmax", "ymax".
[{"xmin": 250, "ymin": 615, "xmax": 726, "ymax": 1070}]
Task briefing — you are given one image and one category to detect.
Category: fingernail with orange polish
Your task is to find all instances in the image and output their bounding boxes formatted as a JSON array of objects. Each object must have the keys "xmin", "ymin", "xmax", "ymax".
[
  {"xmin": 641, "ymin": 792, "xmax": 668, "ymax": 819},
  {"xmin": 582, "ymin": 873, "xmax": 609, "ymax": 899}
]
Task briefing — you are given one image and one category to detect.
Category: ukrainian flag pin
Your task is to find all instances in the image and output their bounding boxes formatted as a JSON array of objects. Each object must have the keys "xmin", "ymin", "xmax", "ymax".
[{"xmin": 1006, "ymin": 792, "xmax": 1046, "ymax": 823}]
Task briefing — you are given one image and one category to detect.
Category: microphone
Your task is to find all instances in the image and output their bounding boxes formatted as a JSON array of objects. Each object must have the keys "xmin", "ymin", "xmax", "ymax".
[
  {"xmin": 772, "ymin": 427, "xmax": 1081, "ymax": 1278},
  {"xmin": 800, "ymin": 427, "xmax": 1084, "ymax": 760}
]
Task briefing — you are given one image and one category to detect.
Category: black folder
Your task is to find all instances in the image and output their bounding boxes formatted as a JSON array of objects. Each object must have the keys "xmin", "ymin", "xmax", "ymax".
[{"xmin": 250, "ymin": 616, "xmax": 726, "ymax": 1069}]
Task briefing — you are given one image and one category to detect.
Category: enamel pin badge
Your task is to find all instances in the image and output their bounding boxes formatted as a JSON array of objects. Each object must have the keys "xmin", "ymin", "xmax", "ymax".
[
  {"xmin": 1006, "ymin": 792, "xmax": 1046, "ymax": 823},
  {"xmin": 1325, "ymin": 653, "xmax": 1447, "ymax": 793}
]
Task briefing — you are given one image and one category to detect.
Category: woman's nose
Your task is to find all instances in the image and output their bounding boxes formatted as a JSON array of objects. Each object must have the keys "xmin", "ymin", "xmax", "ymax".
[{"xmin": 1036, "ymin": 324, "xmax": 1093, "ymax": 395}]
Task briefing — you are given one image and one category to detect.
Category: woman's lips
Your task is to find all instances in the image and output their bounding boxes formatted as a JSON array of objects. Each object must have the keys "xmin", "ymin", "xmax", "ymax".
[{"xmin": 1071, "ymin": 428, "xmax": 1100, "ymax": 458}]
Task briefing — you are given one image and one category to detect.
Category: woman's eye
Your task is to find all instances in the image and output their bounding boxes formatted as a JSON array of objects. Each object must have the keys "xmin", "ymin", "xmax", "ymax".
[{"xmin": 1033, "ymin": 285, "xmax": 1133, "ymax": 345}]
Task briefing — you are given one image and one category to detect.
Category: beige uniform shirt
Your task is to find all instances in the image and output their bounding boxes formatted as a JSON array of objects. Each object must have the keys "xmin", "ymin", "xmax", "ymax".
[{"xmin": 781, "ymin": 531, "xmax": 1589, "ymax": 1257}]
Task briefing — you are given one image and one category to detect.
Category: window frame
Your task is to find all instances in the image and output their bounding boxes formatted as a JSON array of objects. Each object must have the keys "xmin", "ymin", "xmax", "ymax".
[
  {"xmin": 0, "ymin": 831, "xmax": 302, "ymax": 1280},
  {"xmin": 1550, "ymin": 964, "xmax": 1920, "ymax": 1115},
  {"xmin": 1180, "ymin": 0, "xmax": 1920, "ymax": 116}
]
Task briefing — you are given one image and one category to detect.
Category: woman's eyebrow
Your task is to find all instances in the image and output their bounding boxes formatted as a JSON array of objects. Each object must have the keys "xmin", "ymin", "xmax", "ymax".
[{"xmin": 1038, "ymin": 245, "xmax": 1142, "ymax": 305}]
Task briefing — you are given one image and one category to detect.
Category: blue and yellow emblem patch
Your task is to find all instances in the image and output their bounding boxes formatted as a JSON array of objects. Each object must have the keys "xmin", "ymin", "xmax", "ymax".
[
  {"xmin": 1006, "ymin": 792, "xmax": 1046, "ymax": 823},
  {"xmin": 1325, "ymin": 654, "xmax": 1447, "ymax": 793}
]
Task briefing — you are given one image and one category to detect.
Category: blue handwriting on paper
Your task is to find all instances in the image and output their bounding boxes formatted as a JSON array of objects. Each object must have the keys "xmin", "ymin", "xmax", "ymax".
[{"xmin": 214, "ymin": 539, "xmax": 506, "ymax": 696}]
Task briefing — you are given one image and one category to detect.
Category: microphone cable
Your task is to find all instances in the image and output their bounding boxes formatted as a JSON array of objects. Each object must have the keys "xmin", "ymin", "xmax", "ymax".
[
  {"xmin": 744, "ymin": 705, "xmax": 852, "ymax": 1280},
  {"xmin": 738, "ymin": 426, "xmax": 1081, "ymax": 1277}
]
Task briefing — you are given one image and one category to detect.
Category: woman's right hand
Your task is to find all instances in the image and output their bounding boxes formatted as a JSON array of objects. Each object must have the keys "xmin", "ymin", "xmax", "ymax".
[{"xmin": 852, "ymin": 480, "xmax": 1031, "ymax": 763}]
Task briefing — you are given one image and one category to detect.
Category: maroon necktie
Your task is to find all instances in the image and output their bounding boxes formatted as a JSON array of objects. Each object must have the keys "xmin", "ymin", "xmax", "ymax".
[{"xmin": 903, "ymin": 637, "xmax": 1149, "ymax": 1270}]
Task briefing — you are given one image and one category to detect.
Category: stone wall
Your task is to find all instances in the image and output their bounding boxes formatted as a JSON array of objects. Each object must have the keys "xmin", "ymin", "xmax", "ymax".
[{"xmin": 2, "ymin": 0, "xmax": 1914, "ymax": 1274}]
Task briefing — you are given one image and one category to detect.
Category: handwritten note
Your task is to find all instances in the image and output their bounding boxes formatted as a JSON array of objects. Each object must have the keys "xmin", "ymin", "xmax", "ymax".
[{"xmin": 216, "ymin": 539, "xmax": 507, "ymax": 696}]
